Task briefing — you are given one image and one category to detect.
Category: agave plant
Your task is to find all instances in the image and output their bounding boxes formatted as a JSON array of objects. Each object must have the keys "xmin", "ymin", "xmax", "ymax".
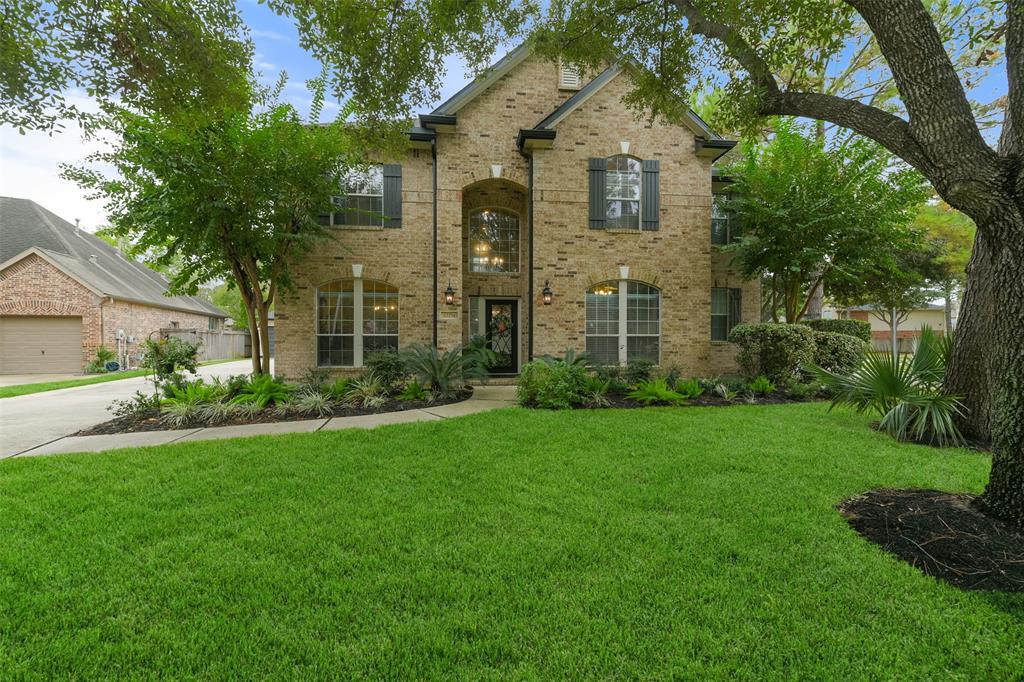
[
  {"xmin": 812, "ymin": 326, "xmax": 965, "ymax": 446},
  {"xmin": 343, "ymin": 377, "xmax": 388, "ymax": 408}
]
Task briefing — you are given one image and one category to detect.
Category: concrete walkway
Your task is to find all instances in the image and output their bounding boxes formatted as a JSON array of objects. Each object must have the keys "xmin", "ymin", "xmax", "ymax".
[
  {"xmin": 4, "ymin": 385, "xmax": 518, "ymax": 458},
  {"xmin": 0, "ymin": 359, "xmax": 260, "ymax": 457}
]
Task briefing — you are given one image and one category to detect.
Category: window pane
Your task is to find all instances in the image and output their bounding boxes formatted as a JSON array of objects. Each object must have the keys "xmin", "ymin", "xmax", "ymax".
[
  {"xmin": 586, "ymin": 336, "xmax": 619, "ymax": 365},
  {"xmin": 338, "ymin": 166, "xmax": 384, "ymax": 226},
  {"xmin": 605, "ymin": 155, "xmax": 641, "ymax": 230},
  {"xmin": 711, "ymin": 218, "xmax": 729, "ymax": 245},
  {"xmin": 711, "ymin": 315, "xmax": 728, "ymax": 342},
  {"xmin": 317, "ymin": 335, "xmax": 353, "ymax": 367},
  {"xmin": 586, "ymin": 283, "xmax": 619, "ymax": 335},
  {"xmin": 469, "ymin": 209, "xmax": 520, "ymax": 273},
  {"xmin": 344, "ymin": 166, "xmax": 383, "ymax": 195},
  {"xmin": 362, "ymin": 280, "xmax": 399, "ymax": 350},
  {"xmin": 627, "ymin": 282, "xmax": 659, "ymax": 335},
  {"xmin": 711, "ymin": 288, "xmax": 729, "ymax": 315},
  {"xmin": 606, "ymin": 199, "xmax": 640, "ymax": 229},
  {"xmin": 627, "ymin": 336, "xmax": 659, "ymax": 364}
]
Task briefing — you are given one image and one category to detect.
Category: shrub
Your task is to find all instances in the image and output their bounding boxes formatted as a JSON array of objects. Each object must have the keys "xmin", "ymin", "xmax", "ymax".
[
  {"xmin": 674, "ymin": 378, "xmax": 704, "ymax": 399},
  {"xmin": 197, "ymin": 401, "xmax": 242, "ymax": 425},
  {"xmin": 85, "ymin": 345, "xmax": 116, "ymax": 373},
  {"xmin": 108, "ymin": 391, "xmax": 160, "ymax": 418},
  {"xmin": 728, "ymin": 323, "xmax": 816, "ymax": 384},
  {"xmin": 517, "ymin": 360, "xmax": 587, "ymax": 409},
  {"xmin": 658, "ymin": 365, "xmax": 684, "ymax": 387},
  {"xmin": 230, "ymin": 374, "xmax": 291, "ymax": 408},
  {"xmin": 142, "ymin": 337, "xmax": 201, "ymax": 378},
  {"xmin": 801, "ymin": 318, "xmax": 872, "ymax": 343},
  {"xmin": 210, "ymin": 374, "xmax": 251, "ymax": 401},
  {"xmin": 592, "ymin": 365, "xmax": 629, "ymax": 394},
  {"xmin": 581, "ymin": 375, "xmax": 612, "ymax": 407},
  {"xmin": 748, "ymin": 375, "xmax": 776, "ymax": 396},
  {"xmin": 787, "ymin": 381, "xmax": 822, "ymax": 400},
  {"xmin": 397, "ymin": 380, "xmax": 430, "ymax": 402},
  {"xmin": 538, "ymin": 348, "xmax": 591, "ymax": 367},
  {"xmin": 160, "ymin": 402, "xmax": 202, "ymax": 429},
  {"xmin": 623, "ymin": 359, "xmax": 655, "ymax": 387},
  {"xmin": 290, "ymin": 389, "xmax": 336, "ymax": 417},
  {"xmin": 162, "ymin": 379, "xmax": 218, "ymax": 407},
  {"xmin": 295, "ymin": 367, "xmax": 331, "ymax": 394},
  {"xmin": 344, "ymin": 377, "xmax": 387, "ymax": 408},
  {"xmin": 327, "ymin": 378, "xmax": 351, "ymax": 401},
  {"xmin": 812, "ymin": 331, "xmax": 866, "ymax": 375},
  {"xmin": 403, "ymin": 344, "xmax": 489, "ymax": 398},
  {"xmin": 812, "ymin": 328, "xmax": 963, "ymax": 446},
  {"xmin": 366, "ymin": 350, "xmax": 407, "ymax": 391},
  {"xmin": 627, "ymin": 378, "xmax": 686, "ymax": 406},
  {"xmin": 712, "ymin": 383, "xmax": 738, "ymax": 401}
]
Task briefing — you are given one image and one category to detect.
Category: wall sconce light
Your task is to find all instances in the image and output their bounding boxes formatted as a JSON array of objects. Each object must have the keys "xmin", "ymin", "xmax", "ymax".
[
  {"xmin": 444, "ymin": 280, "xmax": 455, "ymax": 305},
  {"xmin": 542, "ymin": 280, "xmax": 553, "ymax": 305}
]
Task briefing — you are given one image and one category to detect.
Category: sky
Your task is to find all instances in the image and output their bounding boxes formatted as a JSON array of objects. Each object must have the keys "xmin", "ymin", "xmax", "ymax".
[{"xmin": 0, "ymin": 2, "xmax": 1008, "ymax": 233}]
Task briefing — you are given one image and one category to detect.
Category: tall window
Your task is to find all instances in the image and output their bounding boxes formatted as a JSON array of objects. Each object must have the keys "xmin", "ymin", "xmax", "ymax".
[
  {"xmin": 586, "ymin": 280, "xmax": 660, "ymax": 365},
  {"xmin": 606, "ymin": 155, "xmax": 641, "ymax": 230},
  {"xmin": 469, "ymin": 209, "xmax": 520, "ymax": 273},
  {"xmin": 711, "ymin": 287, "xmax": 742, "ymax": 341},
  {"xmin": 326, "ymin": 166, "xmax": 384, "ymax": 227},
  {"xmin": 711, "ymin": 193, "xmax": 737, "ymax": 245},
  {"xmin": 317, "ymin": 278, "xmax": 398, "ymax": 367}
]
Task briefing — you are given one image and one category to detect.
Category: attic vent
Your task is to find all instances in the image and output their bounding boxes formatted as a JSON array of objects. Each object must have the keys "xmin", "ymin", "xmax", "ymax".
[{"xmin": 558, "ymin": 61, "xmax": 582, "ymax": 90}]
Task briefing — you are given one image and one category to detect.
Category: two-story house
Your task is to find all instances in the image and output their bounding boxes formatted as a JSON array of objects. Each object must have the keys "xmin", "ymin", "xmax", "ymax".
[{"xmin": 274, "ymin": 44, "xmax": 758, "ymax": 379}]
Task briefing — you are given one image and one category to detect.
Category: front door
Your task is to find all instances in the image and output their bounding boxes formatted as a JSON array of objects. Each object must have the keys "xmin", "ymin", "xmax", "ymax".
[{"xmin": 485, "ymin": 300, "xmax": 518, "ymax": 375}]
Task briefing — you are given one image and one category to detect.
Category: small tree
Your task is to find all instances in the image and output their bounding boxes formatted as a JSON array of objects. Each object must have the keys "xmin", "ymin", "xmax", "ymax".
[
  {"xmin": 724, "ymin": 120, "xmax": 928, "ymax": 323},
  {"xmin": 914, "ymin": 203, "xmax": 976, "ymax": 331},
  {"xmin": 64, "ymin": 78, "xmax": 356, "ymax": 374}
]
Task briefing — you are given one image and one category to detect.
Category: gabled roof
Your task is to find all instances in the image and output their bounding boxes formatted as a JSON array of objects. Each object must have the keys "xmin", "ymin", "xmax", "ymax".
[
  {"xmin": 532, "ymin": 63, "xmax": 721, "ymax": 140},
  {"xmin": 431, "ymin": 43, "xmax": 534, "ymax": 116},
  {"xmin": 0, "ymin": 197, "xmax": 225, "ymax": 317}
]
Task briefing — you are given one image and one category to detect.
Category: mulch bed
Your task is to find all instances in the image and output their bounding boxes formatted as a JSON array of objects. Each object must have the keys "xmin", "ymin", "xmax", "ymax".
[
  {"xmin": 838, "ymin": 488, "xmax": 1024, "ymax": 592},
  {"xmin": 74, "ymin": 390, "xmax": 472, "ymax": 437}
]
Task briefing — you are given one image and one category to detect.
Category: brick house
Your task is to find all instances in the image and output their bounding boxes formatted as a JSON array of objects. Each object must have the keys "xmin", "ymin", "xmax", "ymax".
[
  {"xmin": 276, "ymin": 45, "xmax": 758, "ymax": 378},
  {"xmin": 0, "ymin": 197, "xmax": 226, "ymax": 374}
]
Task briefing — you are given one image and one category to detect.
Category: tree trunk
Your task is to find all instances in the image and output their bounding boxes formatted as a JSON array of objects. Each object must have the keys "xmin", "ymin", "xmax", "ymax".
[
  {"xmin": 257, "ymin": 299, "xmax": 272, "ymax": 375},
  {"xmin": 890, "ymin": 308, "xmax": 898, "ymax": 361},
  {"xmin": 944, "ymin": 228, "xmax": 996, "ymax": 441},
  {"xmin": 942, "ymin": 286, "xmax": 953, "ymax": 332},
  {"xmin": 806, "ymin": 269, "xmax": 824, "ymax": 319},
  {"xmin": 237, "ymin": 281, "xmax": 262, "ymax": 376},
  {"xmin": 979, "ymin": 217, "xmax": 1024, "ymax": 528}
]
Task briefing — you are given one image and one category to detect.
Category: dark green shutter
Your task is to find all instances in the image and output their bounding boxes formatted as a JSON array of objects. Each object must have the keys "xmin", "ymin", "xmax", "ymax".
[
  {"xmin": 383, "ymin": 164, "xmax": 402, "ymax": 228},
  {"xmin": 728, "ymin": 288, "xmax": 742, "ymax": 332},
  {"xmin": 588, "ymin": 157, "xmax": 607, "ymax": 229},
  {"xmin": 641, "ymin": 159, "xmax": 660, "ymax": 230}
]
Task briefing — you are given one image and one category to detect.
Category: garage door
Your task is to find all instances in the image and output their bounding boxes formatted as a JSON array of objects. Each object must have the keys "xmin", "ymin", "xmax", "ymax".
[{"xmin": 0, "ymin": 316, "xmax": 83, "ymax": 374}]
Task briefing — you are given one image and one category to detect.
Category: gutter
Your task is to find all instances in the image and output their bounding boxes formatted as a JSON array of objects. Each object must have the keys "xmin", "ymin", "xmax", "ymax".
[
  {"xmin": 431, "ymin": 136, "xmax": 438, "ymax": 347},
  {"xmin": 526, "ymin": 154, "xmax": 535, "ymax": 361},
  {"xmin": 695, "ymin": 138, "xmax": 737, "ymax": 162}
]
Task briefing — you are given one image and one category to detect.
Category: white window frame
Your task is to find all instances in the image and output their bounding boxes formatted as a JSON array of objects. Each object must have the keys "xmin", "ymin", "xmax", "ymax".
[
  {"xmin": 329, "ymin": 165, "xmax": 384, "ymax": 228},
  {"xmin": 711, "ymin": 287, "xmax": 741, "ymax": 341},
  {"xmin": 586, "ymin": 279, "xmax": 661, "ymax": 365},
  {"xmin": 605, "ymin": 155, "xmax": 642, "ymax": 230},
  {"xmin": 316, "ymin": 278, "xmax": 399, "ymax": 367},
  {"xmin": 711, "ymin": 193, "xmax": 734, "ymax": 245}
]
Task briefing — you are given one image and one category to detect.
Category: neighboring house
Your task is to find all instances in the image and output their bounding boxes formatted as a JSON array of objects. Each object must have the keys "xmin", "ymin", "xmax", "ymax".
[
  {"xmin": 826, "ymin": 304, "xmax": 948, "ymax": 353},
  {"xmin": 0, "ymin": 197, "xmax": 226, "ymax": 374},
  {"xmin": 276, "ymin": 45, "xmax": 758, "ymax": 378}
]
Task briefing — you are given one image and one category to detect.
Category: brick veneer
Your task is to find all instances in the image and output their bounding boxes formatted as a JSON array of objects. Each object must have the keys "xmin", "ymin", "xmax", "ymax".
[
  {"xmin": 275, "ymin": 54, "xmax": 759, "ymax": 379},
  {"xmin": 1, "ymin": 253, "xmax": 214, "ymax": 369}
]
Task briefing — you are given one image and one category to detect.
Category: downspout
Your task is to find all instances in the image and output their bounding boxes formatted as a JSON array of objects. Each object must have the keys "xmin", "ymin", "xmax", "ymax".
[
  {"xmin": 432, "ymin": 137, "xmax": 438, "ymax": 347},
  {"xmin": 527, "ymin": 154, "xmax": 534, "ymax": 361}
]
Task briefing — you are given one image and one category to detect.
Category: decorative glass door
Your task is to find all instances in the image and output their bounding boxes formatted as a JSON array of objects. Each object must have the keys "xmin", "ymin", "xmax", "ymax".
[{"xmin": 485, "ymin": 300, "xmax": 517, "ymax": 375}]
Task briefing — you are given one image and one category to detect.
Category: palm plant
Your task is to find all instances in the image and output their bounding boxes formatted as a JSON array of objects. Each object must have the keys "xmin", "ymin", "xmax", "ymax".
[
  {"xmin": 403, "ymin": 343, "xmax": 493, "ymax": 398},
  {"xmin": 230, "ymin": 374, "xmax": 292, "ymax": 409},
  {"xmin": 812, "ymin": 326, "xmax": 965, "ymax": 446}
]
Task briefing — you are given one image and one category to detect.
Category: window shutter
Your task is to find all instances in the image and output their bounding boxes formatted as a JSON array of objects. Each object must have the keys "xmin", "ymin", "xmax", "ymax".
[
  {"xmin": 588, "ymin": 157, "xmax": 607, "ymax": 229},
  {"xmin": 728, "ymin": 288, "xmax": 742, "ymax": 332},
  {"xmin": 382, "ymin": 164, "xmax": 402, "ymax": 228},
  {"xmin": 641, "ymin": 159, "xmax": 660, "ymax": 230}
]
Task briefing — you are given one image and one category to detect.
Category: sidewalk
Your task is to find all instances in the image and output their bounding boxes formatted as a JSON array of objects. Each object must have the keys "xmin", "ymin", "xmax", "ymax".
[{"xmin": 5, "ymin": 385, "xmax": 518, "ymax": 458}]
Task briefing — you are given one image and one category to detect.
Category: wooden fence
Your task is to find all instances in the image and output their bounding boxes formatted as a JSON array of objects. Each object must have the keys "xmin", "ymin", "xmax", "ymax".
[{"xmin": 163, "ymin": 329, "xmax": 250, "ymax": 361}]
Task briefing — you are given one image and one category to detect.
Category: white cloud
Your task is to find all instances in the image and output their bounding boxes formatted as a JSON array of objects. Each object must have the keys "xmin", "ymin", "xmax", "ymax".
[
  {"xmin": 0, "ymin": 92, "xmax": 112, "ymax": 231},
  {"xmin": 252, "ymin": 29, "xmax": 289, "ymax": 42}
]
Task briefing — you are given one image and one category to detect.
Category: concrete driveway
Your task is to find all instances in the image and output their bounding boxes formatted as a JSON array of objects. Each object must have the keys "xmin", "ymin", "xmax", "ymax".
[{"xmin": 0, "ymin": 359, "xmax": 262, "ymax": 458}]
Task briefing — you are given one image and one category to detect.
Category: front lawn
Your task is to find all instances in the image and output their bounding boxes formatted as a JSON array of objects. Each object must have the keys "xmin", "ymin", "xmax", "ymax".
[
  {"xmin": 1, "ymin": 403, "xmax": 1021, "ymax": 678},
  {"xmin": 0, "ymin": 369, "xmax": 151, "ymax": 399}
]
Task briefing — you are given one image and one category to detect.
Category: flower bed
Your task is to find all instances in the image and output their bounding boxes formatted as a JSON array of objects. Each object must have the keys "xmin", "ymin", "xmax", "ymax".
[{"xmin": 75, "ymin": 389, "xmax": 471, "ymax": 436}]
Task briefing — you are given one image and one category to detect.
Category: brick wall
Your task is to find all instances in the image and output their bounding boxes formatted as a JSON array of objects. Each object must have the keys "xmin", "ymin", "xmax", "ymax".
[{"xmin": 276, "ymin": 53, "xmax": 759, "ymax": 379}]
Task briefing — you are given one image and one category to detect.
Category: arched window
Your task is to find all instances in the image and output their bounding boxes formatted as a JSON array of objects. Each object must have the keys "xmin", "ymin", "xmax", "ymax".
[
  {"xmin": 586, "ymin": 280, "xmax": 660, "ymax": 365},
  {"xmin": 317, "ymin": 278, "xmax": 398, "ymax": 367},
  {"xmin": 605, "ymin": 155, "xmax": 642, "ymax": 230},
  {"xmin": 469, "ymin": 208, "xmax": 520, "ymax": 273}
]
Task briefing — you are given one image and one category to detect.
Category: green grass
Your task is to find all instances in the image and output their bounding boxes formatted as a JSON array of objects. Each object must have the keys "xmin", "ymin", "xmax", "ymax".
[
  {"xmin": 1, "ymin": 403, "xmax": 1021, "ymax": 678},
  {"xmin": 0, "ymin": 358, "xmax": 244, "ymax": 399}
]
